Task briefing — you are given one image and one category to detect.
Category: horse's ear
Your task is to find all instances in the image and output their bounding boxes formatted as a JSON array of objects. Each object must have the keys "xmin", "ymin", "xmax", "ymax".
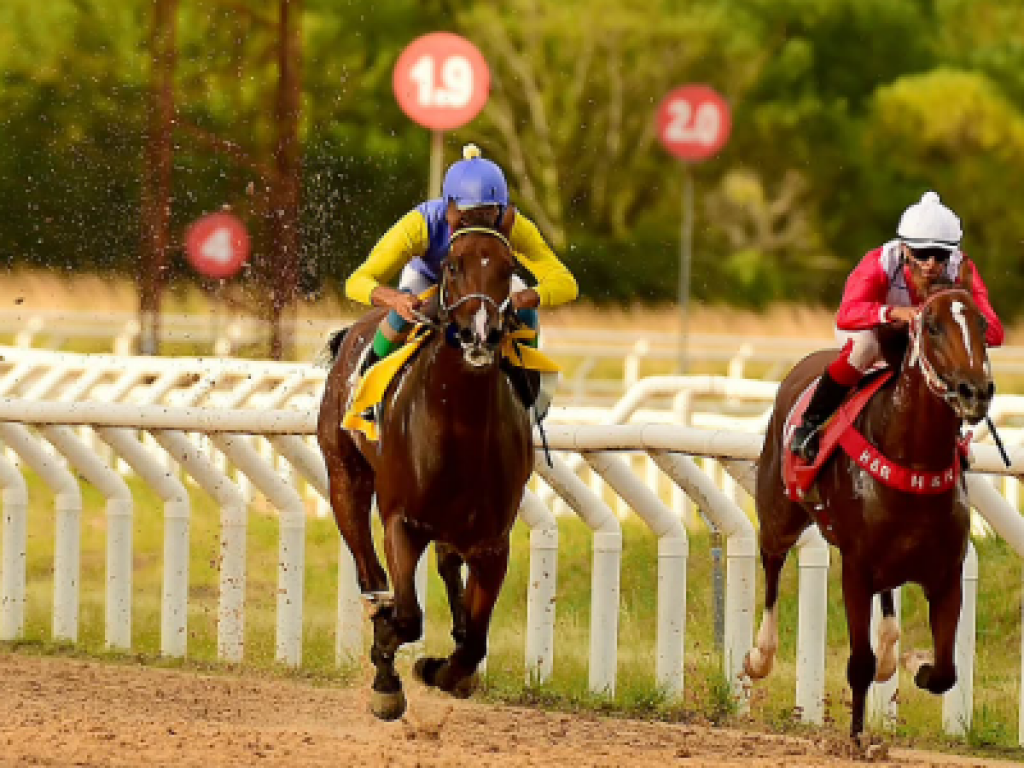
[
  {"xmin": 959, "ymin": 256, "xmax": 975, "ymax": 292},
  {"xmin": 445, "ymin": 198, "xmax": 461, "ymax": 231},
  {"xmin": 498, "ymin": 204, "xmax": 516, "ymax": 237}
]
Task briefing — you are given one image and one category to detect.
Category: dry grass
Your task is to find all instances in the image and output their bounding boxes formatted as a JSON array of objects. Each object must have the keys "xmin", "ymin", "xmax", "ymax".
[{"xmin": 3, "ymin": 268, "xmax": 1022, "ymax": 345}]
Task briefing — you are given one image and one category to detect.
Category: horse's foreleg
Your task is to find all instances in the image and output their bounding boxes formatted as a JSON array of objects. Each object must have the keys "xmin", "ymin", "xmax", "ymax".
[
  {"xmin": 744, "ymin": 549, "xmax": 787, "ymax": 679},
  {"xmin": 436, "ymin": 543, "xmax": 468, "ymax": 647},
  {"xmin": 368, "ymin": 516, "xmax": 430, "ymax": 721},
  {"xmin": 905, "ymin": 578, "xmax": 961, "ymax": 695},
  {"xmin": 325, "ymin": 443, "xmax": 387, "ymax": 597},
  {"xmin": 842, "ymin": 562, "xmax": 876, "ymax": 738},
  {"xmin": 874, "ymin": 589, "xmax": 901, "ymax": 683},
  {"xmin": 416, "ymin": 542, "xmax": 509, "ymax": 699}
]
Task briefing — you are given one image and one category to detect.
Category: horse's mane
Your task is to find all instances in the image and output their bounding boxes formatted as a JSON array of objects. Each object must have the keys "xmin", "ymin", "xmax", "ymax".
[{"xmin": 880, "ymin": 275, "xmax": 975, "ymax": 369}]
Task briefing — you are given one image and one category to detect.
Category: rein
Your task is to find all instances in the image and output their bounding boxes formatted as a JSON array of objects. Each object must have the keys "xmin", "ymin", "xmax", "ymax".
[{"xmin": 908, "ymin": 288, "xmax": 969, "ymax": 406}]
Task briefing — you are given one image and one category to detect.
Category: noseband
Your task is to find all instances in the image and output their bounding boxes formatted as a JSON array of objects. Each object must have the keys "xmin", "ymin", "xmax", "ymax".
[{"xmin": 439, "ymin": 226, "xmax": 514, "ymax": 321}]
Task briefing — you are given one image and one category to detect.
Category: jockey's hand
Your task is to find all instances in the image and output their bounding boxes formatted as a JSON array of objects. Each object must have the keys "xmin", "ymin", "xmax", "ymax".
[
  {"xmin": 510, "ymin": 288, "xmax": 540, "ymax": 310},
  {"xmin": 371, "ymin": 286, "xmax": 423, "ymax": 323},
  {"xmin": 887, "ymin": 306, "xmax": 917, "ymax": 327}
]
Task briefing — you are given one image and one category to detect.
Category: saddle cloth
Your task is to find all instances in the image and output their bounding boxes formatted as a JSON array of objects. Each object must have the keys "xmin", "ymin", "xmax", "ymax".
[
  {"xmin": 781, "ymin": 370, "xmax": 893, "ymax": 502},
  {"xmin": 342, "ymin": 325, "xmax": 560, "ymax": 442}
]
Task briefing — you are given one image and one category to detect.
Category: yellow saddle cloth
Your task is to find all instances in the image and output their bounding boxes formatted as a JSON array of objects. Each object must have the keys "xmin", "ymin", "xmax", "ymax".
[{"xmin": 342, "ymin": 325, "xmax": 560, "ymax": 442}]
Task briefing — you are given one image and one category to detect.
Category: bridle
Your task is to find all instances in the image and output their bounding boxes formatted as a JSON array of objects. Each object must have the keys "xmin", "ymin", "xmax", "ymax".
[
  {"xmin": 908, "ymin": 287, "xmax": 977, "ymax": 406},
  {"xmin": 439, "ymin": 226, "xmax": 514, "ymax": 323}
]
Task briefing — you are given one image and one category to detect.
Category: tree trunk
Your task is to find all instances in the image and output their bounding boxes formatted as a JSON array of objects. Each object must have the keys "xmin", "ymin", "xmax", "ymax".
[
  {"xmin": 267, "ymin": 0, "xmax": 302, "ymax": 360},
  {"xmin": 139, "ymin": 0, "xmax": 178, "ymax": 355}
]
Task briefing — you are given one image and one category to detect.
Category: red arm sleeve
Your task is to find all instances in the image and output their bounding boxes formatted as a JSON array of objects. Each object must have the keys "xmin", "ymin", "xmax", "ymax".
[
  {"xmin": 835, "ymin": 250, "xmax": 892, "ymax": 331},
  {"xmin": 963, "ymin": 259, "xmax": 1004, "ymax": 347}
]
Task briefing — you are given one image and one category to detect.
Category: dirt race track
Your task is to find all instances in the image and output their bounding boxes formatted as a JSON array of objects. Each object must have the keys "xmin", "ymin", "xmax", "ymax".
[{"xmin": 2, "ymin": 653, "xmax": 1020, "ymax": 767}]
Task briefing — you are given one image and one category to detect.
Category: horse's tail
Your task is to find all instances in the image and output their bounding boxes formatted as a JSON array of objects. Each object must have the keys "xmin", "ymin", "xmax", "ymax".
[{"xmin": 315, "ymin": 327, "xmax": 349, "ymax": 368}]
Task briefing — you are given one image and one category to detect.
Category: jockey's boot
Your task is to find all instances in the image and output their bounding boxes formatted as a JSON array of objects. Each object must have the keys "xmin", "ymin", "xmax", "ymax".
[
  {"xmin": 789, "ymin": 370, "xmax": 852, "ymax": 463},
  {"xmin": 360, "ymin": 347, "xmax": 381, "ymax": 377},
  {"xmin": 502, "ymin": 361, "xmax": 541, "ymax": 411},
  {"xmin": 356, "ymin": 347, "xmax": 382, "ymax": 423},
  {"xmin": 355, "ymin": 330, "xmax": 394, "ymax": 423},
  {"xmin": 503, "ymin": 306, "xmax": 554, "ymax": 418}
]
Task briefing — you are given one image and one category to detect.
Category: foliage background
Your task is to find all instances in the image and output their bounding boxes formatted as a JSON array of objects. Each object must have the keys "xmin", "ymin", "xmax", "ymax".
[{"xmin": 2, "ymin": 0, "xmax": 1024, "ymax": 315}]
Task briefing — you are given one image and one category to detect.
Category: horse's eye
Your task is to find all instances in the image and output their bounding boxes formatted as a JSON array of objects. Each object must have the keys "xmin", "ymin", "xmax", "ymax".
[{"xmin": 926, "ymin": 318, "xmax": 941, "ymax": 336}]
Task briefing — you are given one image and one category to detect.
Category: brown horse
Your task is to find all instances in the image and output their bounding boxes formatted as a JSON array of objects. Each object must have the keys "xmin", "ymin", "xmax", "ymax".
[
  {"xmin": 746, "ymin": 283, "xmax": 993, "ymax": 738},
  {"xmin": 316, "ymin": 200, "xmax": 533, "ymax": 720}
]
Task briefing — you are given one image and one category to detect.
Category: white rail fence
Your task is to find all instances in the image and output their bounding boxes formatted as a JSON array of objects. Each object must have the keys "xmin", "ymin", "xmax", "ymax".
[
  {"xmin": 9, "ymin": 308, "xmax": 1024, "ymax": 400},
  {"xmin": 0, "ymin": 347, "xmax": 1023, "ymax": 742}
]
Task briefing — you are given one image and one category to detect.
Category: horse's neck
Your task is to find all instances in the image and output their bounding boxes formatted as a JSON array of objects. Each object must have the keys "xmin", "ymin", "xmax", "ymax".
[
  {"xmin": 864, "ymin": 361, "xmax": 960, "ymax": 467},
  {"xmin": 418, "ymin": 340, "xmax": 504, "ymax": 419}
]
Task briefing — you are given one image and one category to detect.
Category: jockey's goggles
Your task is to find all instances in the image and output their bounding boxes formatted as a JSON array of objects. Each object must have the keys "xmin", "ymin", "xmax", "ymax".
[{"xmin": 907, "ymin": 246, "xmax": 952, "ymax": 265}]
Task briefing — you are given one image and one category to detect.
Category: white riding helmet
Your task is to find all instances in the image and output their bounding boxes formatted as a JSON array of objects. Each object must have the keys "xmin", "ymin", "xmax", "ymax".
[{"xmin": 897, "ymin": 191, "xmax": 962, "ymax": 251}]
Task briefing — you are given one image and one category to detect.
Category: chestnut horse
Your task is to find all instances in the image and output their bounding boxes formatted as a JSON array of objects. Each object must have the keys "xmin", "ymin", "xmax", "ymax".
[
  {"xmin": 316, "ymin": 201, "xmax": 533, "ymax": 721},
  {"xmin": 746, "ymin": 284, "xmax": 993, "ymax": 738}
]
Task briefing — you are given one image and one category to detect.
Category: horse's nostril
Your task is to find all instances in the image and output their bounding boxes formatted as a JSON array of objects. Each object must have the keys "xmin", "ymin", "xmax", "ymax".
[
  {"xmin": 458, "ymin": 327, "xmax": 474, "ymax": 345},
  {"xmin": 485, "ymin": 328, "xmax": 502, "ymax": 346},
  {"xmin": 958, "ymin": 382, "xmax": 974, "ymax": 401},
  {"xmin": 986, "ymin": 381, "xmax": 996, "ymax": 399}
]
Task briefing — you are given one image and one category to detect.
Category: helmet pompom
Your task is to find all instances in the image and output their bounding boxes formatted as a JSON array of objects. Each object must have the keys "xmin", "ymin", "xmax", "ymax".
[
  {"xmin": 898, "ymin": 191, "xmax": 961, "ymax": 249},
  {"xmin": 462, "ymin": 143, "xmax": 482, "ymax": 160}
]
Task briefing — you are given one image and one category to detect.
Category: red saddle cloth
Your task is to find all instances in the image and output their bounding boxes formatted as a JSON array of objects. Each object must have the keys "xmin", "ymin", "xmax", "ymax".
[
  {"xmin": 782, "ymin": 371, "xmax": 893, "ymax": 502},
  {"xmin": 782, "ymin": 370, "xmax": 969, "ymax": 503}
]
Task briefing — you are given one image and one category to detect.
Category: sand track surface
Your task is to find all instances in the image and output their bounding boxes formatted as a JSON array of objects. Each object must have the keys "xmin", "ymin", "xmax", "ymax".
[{"xmin": 0, "ymin": 653, "xmax": 1016, "ymax": 767}]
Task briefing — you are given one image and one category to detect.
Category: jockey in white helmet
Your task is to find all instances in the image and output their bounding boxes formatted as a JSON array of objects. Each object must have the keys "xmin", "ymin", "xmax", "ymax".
[{"xmin": 791, "ymin": 191, "xmax": 1004, "ymax": 463}]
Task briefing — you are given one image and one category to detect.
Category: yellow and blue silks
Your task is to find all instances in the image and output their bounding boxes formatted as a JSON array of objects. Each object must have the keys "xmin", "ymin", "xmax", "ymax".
[{"xmin": 342, "ymin": 324, "xmax": 560, "ymax": 442}]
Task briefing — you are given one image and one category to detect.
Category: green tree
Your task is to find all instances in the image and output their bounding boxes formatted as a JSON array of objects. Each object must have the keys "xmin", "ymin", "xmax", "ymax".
[{"xmin": 863, "ymin": 69, "xmax": 1024, "ymax": 313}]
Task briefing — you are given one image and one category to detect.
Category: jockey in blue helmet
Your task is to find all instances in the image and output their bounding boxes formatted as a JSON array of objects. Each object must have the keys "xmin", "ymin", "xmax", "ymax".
[
  {"xmin": 442, "ymin": 147, "xmax": 509, "ymax": 211},
  {"xmin": 345, "ymin": 144, "xmax": 578, "ymax": 415}
]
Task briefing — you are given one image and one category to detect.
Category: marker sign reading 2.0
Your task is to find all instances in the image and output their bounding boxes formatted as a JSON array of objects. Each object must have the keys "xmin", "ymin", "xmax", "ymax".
[
  {"xmin": 393, "ymin": 33, "xmax": 490, "ymax": 131},
  {"xmin": 657, "ymin": 85, "xmax": 732, "ymax": 162}
]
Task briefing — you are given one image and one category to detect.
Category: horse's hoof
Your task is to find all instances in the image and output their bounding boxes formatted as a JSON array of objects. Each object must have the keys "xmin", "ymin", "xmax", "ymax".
[
  {"xmin": 451, "ymin": 672, "xmax": 480, "ymax": 699},
  {"xmin": 413, "ymin": 657, "xmax": 446, "ymax": 687},
  {"xmin": 362, "ymin": 591, "xmax": 394, "ymax": 620},
  {"xmin": 743, "ymin": 649, "xmax": 771, "ymax": 680},
  {"xmin": 900, "ymin": 649, "xmax": 933, "ymax": 677},
  {"xmin": 874, "ymin": 662, "xmax": 898, "ymax": 683},
  {"xmin": 370, "ymin": 689, "xmax": 407, "ymax": 721},
  {"xmin": 865, "ymin": 743, "xmax": 888, "ymax": 761},
  {"xmin": 874, "ymin": 618, "xmax": 901, "ymax": 682}
]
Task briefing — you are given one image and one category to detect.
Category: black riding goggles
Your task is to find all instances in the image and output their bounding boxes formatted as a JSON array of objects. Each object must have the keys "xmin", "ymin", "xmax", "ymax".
[{"xmin": 907, "ymin": 246, "xmax": 953, "ymax": 265}]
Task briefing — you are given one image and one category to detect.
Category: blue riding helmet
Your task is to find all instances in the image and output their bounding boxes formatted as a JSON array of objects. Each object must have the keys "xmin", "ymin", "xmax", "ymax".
[{"xmin": 442, "ymin": 144, "xmax": 509, "ymax": 210}]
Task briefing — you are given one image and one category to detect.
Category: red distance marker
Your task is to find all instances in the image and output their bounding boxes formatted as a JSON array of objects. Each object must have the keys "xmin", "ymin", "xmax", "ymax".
[
  {"xmin": 185, "ymin": 212, "xmax": 250, "ymax": 280},
  {"xmin": 657, "ymin": 85, "xmax": 732, "ymax": 162},
  {"xmin": 393, "ymin": 32, "xmax": 490, "ymax": 131}
]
